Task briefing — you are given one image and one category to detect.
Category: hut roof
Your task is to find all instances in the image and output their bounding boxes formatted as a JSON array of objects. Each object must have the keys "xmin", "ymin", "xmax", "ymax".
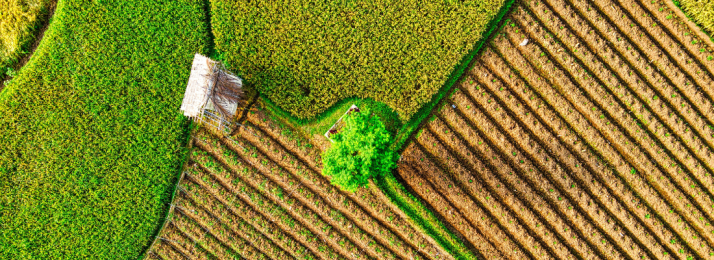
[
  {"xmin": 180, "ymin": 53, "xmax": 244, "ymax": 122},
  {"xmin": 180, "ymin": 53, "xmax": 212, "ymax": 118}
]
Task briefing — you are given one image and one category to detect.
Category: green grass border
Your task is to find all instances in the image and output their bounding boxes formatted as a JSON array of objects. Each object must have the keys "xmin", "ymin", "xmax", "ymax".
[
  {"xmin": 374, "ymin": 174, "xmax": 478, "ymax": 260},
  {"xmin": 376, "ymin": 1, "xmax": 515, "ymax": 259},
  {"xmin": 261, "ymin": 95, "xmax": 402, "ymax": 136}
]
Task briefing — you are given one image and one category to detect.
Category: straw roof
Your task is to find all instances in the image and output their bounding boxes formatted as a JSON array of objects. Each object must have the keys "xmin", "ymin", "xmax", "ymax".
[
  {"xmin": 180, "ymin": 53, "xmax": 245, "ymax": 124},
  {"xmin": 181, "ymin": 53, "xmax": 211, "ymax": 118}
]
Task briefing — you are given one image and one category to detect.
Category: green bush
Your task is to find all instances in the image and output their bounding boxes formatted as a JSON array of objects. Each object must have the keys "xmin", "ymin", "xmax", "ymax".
[
  {"xmin": 0, "ymin": 0, "xmax": 54, "ymax": 79},
  {"xmin": 0, "ymin": 0, "xmax": 209, "ymax": 258},
  {"xmin": 211, "ymin": 0, "xmax": 506, "ymax": 121},
  {"xmin": 322, "ymin": 108, "xmax": 396, "ymax": 192}
]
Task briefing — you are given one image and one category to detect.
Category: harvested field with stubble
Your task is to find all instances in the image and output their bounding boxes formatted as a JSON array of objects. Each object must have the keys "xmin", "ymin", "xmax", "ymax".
[
  {"xmin": 398, "ymin": 0, "xmax": 714, "ymax": 259},
  {"xmin": 144, "ymin": 106, "xmax": 455, "ymax": 260}
]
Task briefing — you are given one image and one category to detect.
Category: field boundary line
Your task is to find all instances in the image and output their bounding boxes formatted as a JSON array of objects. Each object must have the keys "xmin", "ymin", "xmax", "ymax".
[
  {"xmin": 366, "ymin": 177, "xmax": 455, "ymax": 259},
  {"xmin": 375, "ymin": 173, "xmax": 477, "ymax": 260},
  {"xmin": 653, "ymin": 1, "xmax": 714, "ymax": 71},
  {"xmin": 392, "ymin": 0, "xmax": 516, "ymax": 153},
  {"xmin": 369, "ymin": 2, "xmax": 518, "ymax": 259},
  {"xmin": 411, "ymin": 140, "xmax": 525, "ymax": 258},
  {"xmin": 414, "ymin": 135, "xmax": 550, "ymax": 259},
  {"xmin": 400, "ymin": 161, "xmax": 500, "ymax": 258},
  {"xmin": 666, "ymin": 0, "xmax": 714, "ymax": 47},
  {"xmin": 395, "ymin": 163, "xmax": 496, "ymax": 259},
  {"xmin": 140, "ymin": 123, "xmax": 195, "ymax": 260}
]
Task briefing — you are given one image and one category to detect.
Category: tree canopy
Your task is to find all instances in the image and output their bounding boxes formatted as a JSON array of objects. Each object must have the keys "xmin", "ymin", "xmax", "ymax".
[{"xmin": 322, "ymin": 108, "xmax": 396, "ymax": 192}]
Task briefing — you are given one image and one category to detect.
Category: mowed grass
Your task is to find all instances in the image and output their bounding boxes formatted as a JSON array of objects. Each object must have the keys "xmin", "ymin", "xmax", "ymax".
[
  {"xmin": 0, "ymin": 0, "xmax": 209, "ymax": 259},
  {"xmin": 211, "ymin": 0, "xmax": 506, "ymax": 121},
  {"xmin": 0, "ymin": 0, "xmax": 54, "ymax": 78}
]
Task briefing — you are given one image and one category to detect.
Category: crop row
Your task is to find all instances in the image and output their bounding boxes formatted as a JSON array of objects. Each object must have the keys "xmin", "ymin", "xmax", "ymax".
[
  {"xmin": 242, "ymin": 108, "xmax": 450, "ymax": 258},
  {"xmin": 507, "ymin": 1, "xmax": 714, "ymax": 256},
  {"xmin": 148, "ymin": 106, "xmax": 451, "ymax": 259},
  {"xmin": 398, "ymin": 0, "xmax": 714, "ymax": 258}
]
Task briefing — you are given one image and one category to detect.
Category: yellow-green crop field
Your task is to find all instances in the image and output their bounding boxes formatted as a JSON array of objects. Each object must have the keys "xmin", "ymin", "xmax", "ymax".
[
  {"xmin": 0, "ymin": 0, "xmax": 210, "ymax": 258},
  {"xmin": 0, "ymin": 0, "xmax": 54, "ymax": 79},
  {"xmin": 211, "ymin": 0, "xmax": 507, "ymax": 121},
  {"xmin": 3, "ymin": 0, "xmax": 714, "ymax": 259},
  {"xmin": 678, "ymin": 0, "xmax": 714, "ymax": 35}
]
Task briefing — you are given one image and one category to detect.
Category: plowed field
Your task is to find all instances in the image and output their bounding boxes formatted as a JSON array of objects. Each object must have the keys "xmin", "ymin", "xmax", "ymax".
[
  {"xmin": 144, "ymin": 107, "xmax": 453, "ymax": 260},
  {"xmin": 398, "ymin": 0, "xmax": 714, "ymax": 259}
]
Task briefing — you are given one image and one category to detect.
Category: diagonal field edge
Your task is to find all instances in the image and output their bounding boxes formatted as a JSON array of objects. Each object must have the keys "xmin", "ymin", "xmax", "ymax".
[
  {"xmin": 376, "ymin": 1, "xmax": 518, "ymax": 259},
  {"xmin": 392, "ymin": 0, "xmax": 517, "ymax": 153},
  {"xmin": 137, "ymin": 123, "xmax": 196, "ymax": 260},
  {"xmin": 670, "ymin": 0, "xmax": 714, "ymax": 47}
]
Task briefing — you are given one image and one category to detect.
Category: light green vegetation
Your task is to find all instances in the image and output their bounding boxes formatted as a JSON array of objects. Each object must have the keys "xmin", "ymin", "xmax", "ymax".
[
  {"xmin": 211, "ymin": 0, "xmax": 507, "ymax": 121},
  {"xmin": 0, "ymin": 0, "xmax": 209, "ymax": 258},
  {"xmin": 322, "ymin": 108, "xmax": 396, "ymax": 192},
  {"xmin": 0, "ymin": 0, "xmax": 54, "ymax": 79}
]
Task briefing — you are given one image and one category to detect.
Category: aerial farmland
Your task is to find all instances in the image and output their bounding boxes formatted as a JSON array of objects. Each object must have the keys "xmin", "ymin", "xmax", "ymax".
[{"xmin": 1, "ymin": 0, "xmax": 713, "ymax": 259}]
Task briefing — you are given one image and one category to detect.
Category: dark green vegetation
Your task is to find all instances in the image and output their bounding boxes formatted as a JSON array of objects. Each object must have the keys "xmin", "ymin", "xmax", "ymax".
[
  {"xmin": 322, "ymin": 109, "xmax": 396, "ymax": 192},
  {"xmin": 0, "ymin": 0, "xmax": 54, "ymax": 79},
  {"xmin": 211, "ymin": 0, "xmax": 507, "ymax": 121},
  {"xmin": 0, "ymin": 0, "xmax": 209, "ymax": 258}
]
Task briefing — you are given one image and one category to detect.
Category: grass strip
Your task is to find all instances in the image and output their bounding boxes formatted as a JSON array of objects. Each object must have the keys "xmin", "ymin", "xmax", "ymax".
[{"xmin": 374, "ymin": 174, "xmax": 477, "ymax": 260}]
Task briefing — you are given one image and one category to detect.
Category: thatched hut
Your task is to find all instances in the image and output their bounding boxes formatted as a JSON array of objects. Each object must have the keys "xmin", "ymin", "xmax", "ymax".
[{"xmin": 180, "ymin": 53, "xmax": 245, "ymax": 132}]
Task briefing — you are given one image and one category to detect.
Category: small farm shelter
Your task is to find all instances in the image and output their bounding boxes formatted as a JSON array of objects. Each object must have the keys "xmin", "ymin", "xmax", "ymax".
[{"xmin": 180, "ymin": 53, "xmax": 245, "ymax": 132}]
